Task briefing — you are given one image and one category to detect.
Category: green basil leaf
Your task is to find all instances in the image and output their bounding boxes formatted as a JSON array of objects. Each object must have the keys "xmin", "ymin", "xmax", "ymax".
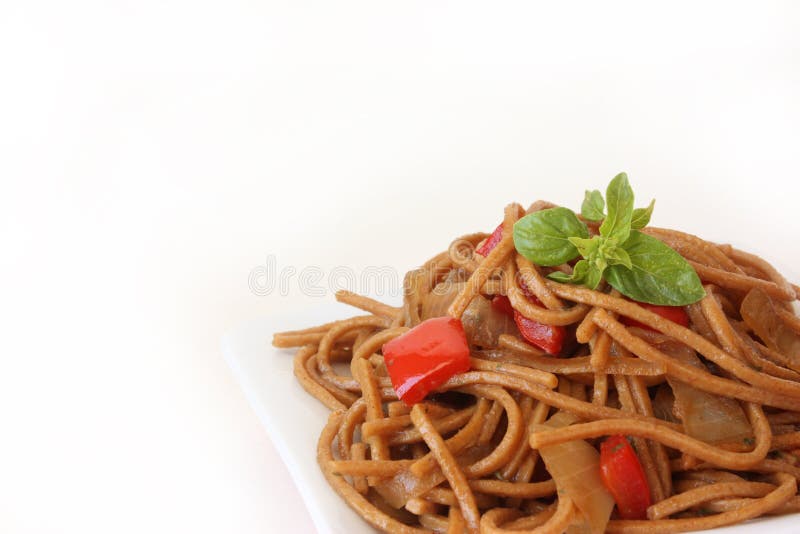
[
  {"xmin": 568, "ymin": 236, "xmax": 601, "ymax": 259},
  {"xmin": 513, "ymin": 207, "xmax": 589, "ymax": 266},
  {"xmin": 547, "ymin": 271, "xmax": 573, "ymax": 283},
  {"xmin": 547, "ymin": 260, "xmax": 603, "ymax": 289},
  {"xmin": 573, "ymin": 260, "xmax": 603, "ymax": 289},
  {"xmin": 599, "ymin": 172, "xmax": 634, "ymax": 243},
  {"xmin": 581, "ymin": 190, "xmax": 605, "ymax": 221},
  {"xmin": 604, "ymin": 230, "xmax": 705, "ymax": 305},
  {"xmin": 593, "ymin": 253, "xmax": 608, "ymax": 273},
  {"xmin": 631, "ymin": 199, "xmax": 655, "ymax": 229},
  {"xmin": 604, "ymin": 245, "xmax": 632, "ymax": 269},
  {"xmin": 546, "ymin": 260, "xmax": 602, "ymax": 289}
]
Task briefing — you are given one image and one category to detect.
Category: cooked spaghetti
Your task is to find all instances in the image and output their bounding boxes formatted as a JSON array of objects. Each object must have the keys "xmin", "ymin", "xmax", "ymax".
[{"xmin": 273, "ymin": 197, "xmax": 800, "ymax": 533}]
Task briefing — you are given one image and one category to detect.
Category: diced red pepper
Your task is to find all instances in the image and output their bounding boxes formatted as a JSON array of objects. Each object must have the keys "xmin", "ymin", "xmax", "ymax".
[
  {"xmin": 600, "ymin": 435, "xmax": 652, "ymax": 520},
  {"xmin": 620, "ymin": 299, "xmax": 689, "ymax": 332},
  {"xmin": 382, "ymin": 317, "xmax": 471, "ymax": 406},
  {"xmin": 513, "ymin": 310, "xmax": 565, "ymax": 355},
  {"xmin": 490, "ymin": 295, "xmax": 566, "ymax": 355},
  {"xmin": 476, "ymin": 223, "xmax": 503, "ymax": 257},
  {"xmin": 491, "ymin": 294, "xmax": 515, "ymax": 316}
]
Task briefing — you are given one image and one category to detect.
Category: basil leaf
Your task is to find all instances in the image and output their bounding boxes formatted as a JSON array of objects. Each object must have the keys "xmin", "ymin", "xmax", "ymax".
[
  {"xmin": 604, "ymin": 231, "xmax": 705, "ymax": 305},
  {"xmin": 513, "ymin": 207, "xmax": 589, "ymax": 267},
  {"xmin": 631, "ymin": 199, "xmax": 655, "ymax": 229},
  {"xmin": 604, "ymin": 245, "xmax": 632, "ymax": 269},
  {"xmin": 568, "ymin": 236, "xmax": 601, "ymax": 259},
  {"xmin": 546, "ymin": 260, "xmax": 602, "ymax": 289},
  {"xmin": 573, "ymin": 260, "xmax": 603, "ymax": 289},
  {"xmin": 547, "ymin": 271, "xmax": 572, "ymax": 283},
  {"xmin": 581, "ymin": 190, "xmax": 605, "ymax": 221},
  {"xmin": 599, "ymin": 172, "xmax": 634, "ymax": 243}
]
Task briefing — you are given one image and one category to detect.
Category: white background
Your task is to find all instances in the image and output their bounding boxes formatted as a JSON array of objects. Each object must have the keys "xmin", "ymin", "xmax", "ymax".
[{"xmin": 2, "ymin": 1, "xmax": 799, "ymax": 533}]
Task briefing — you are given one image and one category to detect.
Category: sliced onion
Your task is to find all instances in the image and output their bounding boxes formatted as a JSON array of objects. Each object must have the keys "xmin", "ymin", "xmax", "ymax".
[
  {"xmin": 658, "ymin": 340, "xmax": 752, "ymax": 444},
  {"xmin": 374, "ymin": 466, "xmax": 443, "ymax": 509},
  {"xmin": 460, "ymin": 295, "xmax": 519, "ymax": 349},
  {"xmin": 534, "ymin": 412, "xmax": 615, "ymax": 534},
  {"xmin": 421, "ymin": 281, "xmax": 518, "ymax": 349},
  {"xmin": 420, "ymin": 281, "xmax": 465, "ymax": 320},
  {"xmin": 652, "ymin": 384, "xmax": 679, "ymax": 424},
  {"xmin": 741, "ymin": 288, "xmax": 800, "ymax": 361}
]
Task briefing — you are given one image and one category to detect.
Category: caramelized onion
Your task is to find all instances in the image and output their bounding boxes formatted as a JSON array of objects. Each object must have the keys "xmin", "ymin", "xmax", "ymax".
[
  {"xmin": 652, "ymin": 384, "xmax": 679, "ymax": 424},
  {"xmin": 421, "ymin": 281, "xmax": 517, "ymax": 349},
  {"xmin": 534, "ymin": 412, "xmax": 615, "ymax": 534},
  {"xmin": 741, "ymin": 288, "xmax": 800, "ymax": 361},
  {"xmin": 461, "ymin": 296, "xmax": 518, "ymax": 349},
  {"xmin": 421, "ymin": 281, "xmax": 466, "ymax": 320},
  {"xmin": 658, "ymin": 340, "xmax": 752, "ymax": 444}
]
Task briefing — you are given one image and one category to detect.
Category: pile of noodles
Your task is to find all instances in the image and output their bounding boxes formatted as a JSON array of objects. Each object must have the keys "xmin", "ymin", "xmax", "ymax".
[{"xmin": 273, "ymin": 201, "xmax": 800, "ymax": 533}]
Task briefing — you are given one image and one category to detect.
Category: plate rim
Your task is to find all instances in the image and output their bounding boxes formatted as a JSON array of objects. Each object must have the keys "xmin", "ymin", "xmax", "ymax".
[{"xmin": 223, "ymin": 307, "xmax": 800, "ymax": 534}]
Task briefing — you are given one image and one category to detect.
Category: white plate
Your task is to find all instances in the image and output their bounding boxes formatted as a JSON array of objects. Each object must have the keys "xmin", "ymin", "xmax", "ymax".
[
  {"xmin": 223, "ymin": 304, "xmax": 374, "ymax": 534},
  {"xmin": 224, "ymin": 304, "xmax": 799, "ymax": 534}
]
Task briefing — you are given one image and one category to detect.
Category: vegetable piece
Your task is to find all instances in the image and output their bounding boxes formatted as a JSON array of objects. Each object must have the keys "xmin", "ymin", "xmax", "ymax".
[
  {"xmin": 599, "ymin": 435, "xmax": 652, "ymax": 520},
  {"xmin": 600, "ymin": 173, "xmax": 635, "ymax": 243},
  {"xmin": 513, "ymin": 207, "xmax": 589, "ymax": 266},
  {"xmin": 651, "ymin": 384, "xmax": 679, "ymax": 424},
  {"xmin": 603, "ymin": 231, "xmax": 705, "ymax": 306},
  {"xmin": 421, "ymin": 281, "xmax": 466, "ymax": 320},
  {"xmin": 513, "ymin": 310, "xmax": 565, "ymax": 356},
  {"xmin": 490, "ymin": 294, "xmax": 515, "ymax": 316},
  {"xmin": 515, "ymin": 172, "xmax": 705, "ymax": 306},
  {"xmin": 461, "ymin": 295, "xmax": 518, "ymax": 349},
  {"xmin": 490, "ymin": 295, "xmax": 566, "ymax": 355},
  {"xmin": 741, "ymin": 288, "xmax": 800, "ymax": 361},
  {"xmin": 476, "ymin": 223, "xmax": 503, "ymax": 257},
  {"xmin": 581, "ymin": 189, "xmax": 605, "ymax": 221},
  {"xmin": 630, "ymin": 199, "xmax": 655, "ymax": 229},
  {"xmin": 422, "ymin": 283, "xmax": 516, "ymax": 348},
  {"xmin": 382, "ymin": 317, "xmax": 471, "ymax": 406},
  {"xmin": 548, "ymin": 258, "xmax": 603, "ymax": 289},
  {"xmin": 535, "ymin": 412, "xmax": 615, "ymax": 533},
  {"xmin": 620, "ymin": 299, "xmax": 689, "ymax": 332},
  {"xmin": 658, "ymin": 340, "xmax": 752, "ymax": 444}
]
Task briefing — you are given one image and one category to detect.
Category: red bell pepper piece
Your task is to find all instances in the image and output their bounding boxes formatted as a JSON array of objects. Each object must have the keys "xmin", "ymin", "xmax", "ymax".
[
  {"xmin": 476, "ymin": 223, "xmax": 503, "ymax": 257},
  {"xmin": 490, "ymin": 295, "xmax": 566, "ymax": 355},
  {"xmin": 491, "ymin": 294, "xmax": 515, "ymax": 316},
  {"xmin": 600, "ymin": 435, "xmax": 652, "ymax": 520},
  {"xmin": 621, "ymin": 300, "xmax": 689, "ymax": 332},
  {"xmin": 513, "ymin": 310, "xmax": 565, "ymax": 355},
  {"xmin": 382, "ymin": 317, "xmax": 471, "ymax": 406}
]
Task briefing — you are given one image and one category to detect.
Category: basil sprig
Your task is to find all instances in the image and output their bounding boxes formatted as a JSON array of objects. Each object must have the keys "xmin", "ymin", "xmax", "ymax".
[
  {"xmin": 512, "ymin": 207, "xmax": 588, "ymax": 266},
  {"xmin": 513, "ymin": 172, "xmax": 705, "ymax": 306}
]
